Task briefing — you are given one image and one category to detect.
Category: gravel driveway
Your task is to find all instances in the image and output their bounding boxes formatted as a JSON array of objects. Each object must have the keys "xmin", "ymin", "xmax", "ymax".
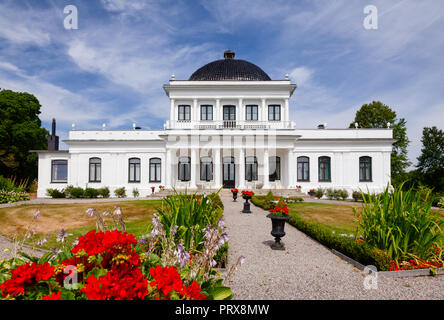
[{"xmin": 222, "ymin": 195, "xmax": 444, "ymax": 300}]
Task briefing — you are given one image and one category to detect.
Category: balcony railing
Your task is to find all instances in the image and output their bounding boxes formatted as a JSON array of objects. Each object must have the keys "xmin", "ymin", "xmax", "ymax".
[{"xmin": 164, "ymin": 120, "xmax": 295, "ymax": 130}]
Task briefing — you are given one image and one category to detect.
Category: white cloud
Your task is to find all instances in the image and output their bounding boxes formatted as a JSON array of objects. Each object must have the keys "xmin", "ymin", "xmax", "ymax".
[{"xmin": 289, "ymin": 67, "xmax": 314, "ymax": 87}]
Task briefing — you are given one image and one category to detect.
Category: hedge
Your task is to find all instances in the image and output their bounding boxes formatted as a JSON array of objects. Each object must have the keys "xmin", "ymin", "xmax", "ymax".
[{"xmin": 252, "ymin": 196, "xmax": 391, "ymax": 271}]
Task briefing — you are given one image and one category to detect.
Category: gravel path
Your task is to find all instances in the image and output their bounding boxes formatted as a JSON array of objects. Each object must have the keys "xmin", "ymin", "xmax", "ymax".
[
  {"xmin": 0, "ymin": 235, "xmax": 46, "ymax": 261},
  {"xmin": 222, "ymin": 195, "xmax": 444, "ymax": 300}
]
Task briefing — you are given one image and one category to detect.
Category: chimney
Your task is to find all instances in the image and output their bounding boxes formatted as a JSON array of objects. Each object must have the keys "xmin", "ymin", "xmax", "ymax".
[
  {"xmin": 224, "ymin": 50, "xmax": 235, "ymax": 59},
  {"xmin": 47, "ymin": 118, "xmax": 59, "ymax": 151}
]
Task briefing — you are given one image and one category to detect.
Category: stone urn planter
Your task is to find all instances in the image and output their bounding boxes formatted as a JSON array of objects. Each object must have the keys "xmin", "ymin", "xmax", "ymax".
[
  {"xmin": 267, "ymin": 204, "xmax": 290, "ymax": 250},
  {"xmin": 231, "ymin": 188, "xmax": 238, "ymax": 202},
  {"xmin": 241, "ymin": 190, "xmax": 254, "ymax": 213}
]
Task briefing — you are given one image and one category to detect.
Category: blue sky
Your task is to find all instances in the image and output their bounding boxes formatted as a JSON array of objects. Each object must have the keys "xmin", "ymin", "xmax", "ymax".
[{"xmin": 0, "ymin": 0, "xmax": 443, "ymax": 168}]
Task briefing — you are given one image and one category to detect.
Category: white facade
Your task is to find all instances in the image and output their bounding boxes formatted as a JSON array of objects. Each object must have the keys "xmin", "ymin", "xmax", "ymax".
[{"xmin": 35, "ymin": 53, "xmax": 394, "ymax": 198}]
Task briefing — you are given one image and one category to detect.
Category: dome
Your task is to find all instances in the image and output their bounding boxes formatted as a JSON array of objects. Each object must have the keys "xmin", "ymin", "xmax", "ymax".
[{"xmin": 188, "ymin": 50, "xmax": 271, "ymax": 81}]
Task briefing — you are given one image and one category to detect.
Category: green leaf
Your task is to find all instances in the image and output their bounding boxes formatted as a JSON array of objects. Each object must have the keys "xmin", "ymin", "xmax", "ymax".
[{"xmin": 207, "ymin": 286, "xmax": 233, "ymax": 300}]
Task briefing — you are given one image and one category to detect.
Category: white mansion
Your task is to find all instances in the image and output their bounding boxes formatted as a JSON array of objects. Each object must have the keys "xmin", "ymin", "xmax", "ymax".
[{"xmin": 34, "ymin": 50, "xmax": 393, "ymax": 198}]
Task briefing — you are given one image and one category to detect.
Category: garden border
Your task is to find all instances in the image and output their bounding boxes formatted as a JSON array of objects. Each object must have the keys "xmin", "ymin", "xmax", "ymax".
[{"xmin": 331, "ymin": 248, "xmax": 444, "ymax": 278}]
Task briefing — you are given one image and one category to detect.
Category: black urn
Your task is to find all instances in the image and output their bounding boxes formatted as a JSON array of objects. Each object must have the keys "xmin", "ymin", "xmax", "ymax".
[
  {"xmin": 267, "ymin": 214, "xmax": 290, "ymax": 250},
  {"xmin": 232, "ymin": 191, "xmax": 238, "ymax": 201},
  {"xmin": 242, "ymin": 196, "xmax": 252, "ymax": 213}
]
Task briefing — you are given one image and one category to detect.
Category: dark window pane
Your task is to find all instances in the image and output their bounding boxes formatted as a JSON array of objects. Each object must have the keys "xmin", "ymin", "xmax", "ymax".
[{"xmin": 52, "ymin": 160, "xmax": 67, "ymax": 182}]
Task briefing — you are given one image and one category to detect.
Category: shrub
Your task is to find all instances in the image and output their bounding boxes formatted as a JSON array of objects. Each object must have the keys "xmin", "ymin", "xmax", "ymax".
[
  {"xmin": 339, "ymin": 189, "xmax": 349, "ymax": 200},
  {"xmin": 352, "ymin": 191, "xmax": 362, "ymax": 202},
  {"xmin": 132, "ymin": 188, "xmax": 139, "ymax": 198},
  {"xmin": 46, "ymin": 188, "xmax": 66, "ymax": 198},
  {"xmin": 84, "ymin": 188, "xmax": 99, "ymax": 198},
  {"xmin": 98, "ymin": 187, "xmax": 110, "ymax": 198},
  {"xmin": 265, "ymin": 191, "xmax": 274, "ymax": 202},
  {"xmin": 326, "ymin": 188, "xmax": 335, "ymax": 200},
  {"xmin": 288, "ymin": 213, "xmax": 392, "ymax": 271},
  {"xmin": 0, "ymin": 190, "xmax": 30, "ymax": 203},
  {"xmin": 354, "ymin": 184, "xmax": 444, "ymax": 261},
  {"xmin": 69, "ymin": 187, "xmax": 85, "ymax": 199},
  {"xmin": 315, "ymin": 188, "xmax": 324, "ymax": 199},
  {"xmin": 114, "ymin": 187, "xmax": 126, "ymax": 198},
  {"xmin": 333, "ymin": 189, "xmax": 342, "ymax": 200}
]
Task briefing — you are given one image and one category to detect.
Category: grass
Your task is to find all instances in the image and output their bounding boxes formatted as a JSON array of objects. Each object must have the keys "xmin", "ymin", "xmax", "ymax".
[
  {"xmin": 286, "ymin": 201, "xmax": 361, "ymax": 235},
  {"xmin": 0, "ymin": 200, "xmax": 161, "ymax": 250}
]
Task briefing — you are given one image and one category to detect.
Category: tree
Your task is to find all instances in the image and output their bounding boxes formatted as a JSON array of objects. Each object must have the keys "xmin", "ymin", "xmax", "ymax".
[
  {"xmin": 0, "ymin": 89, "xmax": 48, "ymax": 184},
  {"xmin": 349, "ymin": 101, "xmax": 410, "ymax": 186},
  {"xmin": 416, "ymin": 126, "xmax": 444, "ymax": 192}
]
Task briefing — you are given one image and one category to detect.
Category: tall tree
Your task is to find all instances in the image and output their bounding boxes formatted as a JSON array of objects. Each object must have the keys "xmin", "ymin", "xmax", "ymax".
[
  {"xmin": 416, "ymin": 126, "xmax": 444, "ymax": 192},
  {"xmin": 349, "ymin": 101, "xmax": 410, "ymax": 186},
  {"xmin": 0, "ymin": 89, "xmax": 48, "ymax": 183}
]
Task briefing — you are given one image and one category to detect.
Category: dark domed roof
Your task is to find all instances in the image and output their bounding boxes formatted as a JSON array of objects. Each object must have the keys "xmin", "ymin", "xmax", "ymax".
[{"xmin": 189, "ymin": 50, "xmax": 271, "ymax": 81}]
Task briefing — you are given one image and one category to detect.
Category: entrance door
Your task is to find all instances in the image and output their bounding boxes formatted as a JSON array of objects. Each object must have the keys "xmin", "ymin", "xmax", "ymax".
[
  {"xmin": 223, "ymin": 156, "xmax": 235, "ymax": 188},
  {"xmin": 223, "ymin": 105, "xmax": 236, "ymax": 128}
]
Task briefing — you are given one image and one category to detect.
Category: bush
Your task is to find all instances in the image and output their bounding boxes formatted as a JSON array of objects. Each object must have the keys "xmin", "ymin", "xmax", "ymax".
[
  {"xmin": 326, "ymin": 188, "xmax": 335, "ymax": 200},
  {"xmin": 0, "ymin": 190, "xmax": 30, "ymax": 203},
  {"xmin": 315, "ymin": 188, "xmax": 324, "ymax": 199},
  {"xmin": 352, "ymin": 191, "xmax": 362, "ymax": 202},
  {"xmin": 288, "ymin": 213, "xmax": 392, "ymax": 271},
  {"xmin": 354, "ymin": 184, "xmax": 444, "ymax": 261},
  {"xmin": 84, "ymin": 188, "xmax": 99, "ymax": 198},
  {"xmin": 333, "ymin": 189, "xmax": 342, "ymax": 200},
  {"xmin": 339, "ymin": 189, "xmax": 349, "ymax": 200},
  {"xmin": 132, "ymin": 188, "xmax": 139, "ymax": 198},
  {"xmin": 98, "ymin": 187, "xmax": 110, "ymax": 198},
  {"xmin": 69, "ymin": 187, "xmax": 85, "ymax": 199},
  {"xmin": 114, "ymin": 187, "xmax": 126, "ymax": 198},
  {"xmin": 46, "ymin": 188, "xmax": 66, "ymax": 198}
]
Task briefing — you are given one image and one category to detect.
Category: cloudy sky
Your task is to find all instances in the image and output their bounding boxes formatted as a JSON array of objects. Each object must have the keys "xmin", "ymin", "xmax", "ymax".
[{"xmin": 0, "ymin": 0, "xmax": 443, "ymax": 168}]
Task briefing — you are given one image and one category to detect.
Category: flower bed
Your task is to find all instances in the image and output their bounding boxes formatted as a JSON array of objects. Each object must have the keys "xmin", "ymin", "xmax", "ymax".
[
  {"xmin": 0, "ymin": 191, "xmax": 239, "ymax": 300},
  {"xmin": 0, "ymin": 190, "xmax": 30, "ymax": 204}
]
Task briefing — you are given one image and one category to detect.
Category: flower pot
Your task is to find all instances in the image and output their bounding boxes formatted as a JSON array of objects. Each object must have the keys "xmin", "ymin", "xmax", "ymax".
[
  {"xmin": 242, "ymin": 196, "xmax": 251, "ymax": 213},
  {"xmin": 232, "ymin": 191, "xmax": 238, "ymax": 202},
  {"xmin": 266, "ymin": 214, "xmax": 290, "ymax": 250},
  {"xmin": 308, "ymin": 191, "xmax": 315, "ymax": 197}
]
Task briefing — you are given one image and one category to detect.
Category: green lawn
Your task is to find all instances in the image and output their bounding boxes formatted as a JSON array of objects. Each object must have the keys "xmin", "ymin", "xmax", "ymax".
[
  {"xmin": 0, "ymin": 200, "xmax": 161, "ymax": 250},
  {"xmin": 286, "ymin": 201, "xmax": 361, "ymax": 235}
]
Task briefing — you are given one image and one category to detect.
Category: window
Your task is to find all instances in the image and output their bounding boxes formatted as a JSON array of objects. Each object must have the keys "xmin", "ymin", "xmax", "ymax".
[
  {"xmin": 246, "ymin": 105, "xmax": 258, "ymax": 121},
  {"xmin": 129, "ymin": 158, "xmax": 141, "ymax": 183},
  {"xmin": 178, "ymin": 156, "xmax": 191, "ymax": 181},
  {"xmin": 269, "ymin": 156, "xmax": 281, "ymax": 182},
  {"xmin": 359, "ymin": 156, "xmax": 372, "ymax": 182},
  {"xmin": 318, "ymin": 156, "xmax": 331, "ymax": 182},
  {"xmin": 178, "ymin": 105, "xmax": 191, "ymax": 121},
  {"xmin": 51, "ymin": 160, "xmax": 67, "ymax": 183},
  {"xmin": 200, "ymin": 105, "xmax": 213, "ymax": 121},
  {"xmin": 297, "ymin": 156, "xmax": 309, "ymax": 181},
  {"xmin": 245, "ymin": 156, "xmax": 258, "ymax": 181},
  {"xmin": 89, "ymin": 157, "xmax": 101, "ymax": 182},
  {"xmin": 200, "ymin": 157, "xmax": 213, "ymax": 181},
  {"xmin": 149, "ymin": 158, "xmax": 161, "ymax": 182},
  {"xmin": 268, "ymin": 105, "xmax": 281, "ymax": 121}
]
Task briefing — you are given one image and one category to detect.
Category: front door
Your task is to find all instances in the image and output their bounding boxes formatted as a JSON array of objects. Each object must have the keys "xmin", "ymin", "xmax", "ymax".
[
  {"xmin": 223, "ymin": 105, "xmax": 236, "ymax": 128},
  {"xmin": 223, "ymin": 156, "xmax": 235, "ymax": 188}
]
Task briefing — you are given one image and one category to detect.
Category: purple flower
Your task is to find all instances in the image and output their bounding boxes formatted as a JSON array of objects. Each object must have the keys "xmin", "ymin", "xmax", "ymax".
[
  {"xmin": 174, "ymin": 241, "xmax": 190, "ymax": 268},
  {"xmin": 33, "ymin": 209, "xmax": 40, "ymax": 220}
]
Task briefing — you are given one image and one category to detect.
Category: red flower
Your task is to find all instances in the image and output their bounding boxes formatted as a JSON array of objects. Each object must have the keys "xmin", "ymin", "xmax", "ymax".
[
  {"xmin": 0, "ymin": 262, "xmax": 55, "ymax": 297},
  {"xmin": 149, "ymin": 265, "xmax": 183, "ymax": 298},
  {"xmin": 182, "ymin": 281, "xmax": 207, "ymax": 300},
  {"xmin": 82, "ymin": 267, "xmax": 148, "ymax": 300},
  {"xmin": 42, "ymin": 291, "xmax": 61, "ymax": 300}
]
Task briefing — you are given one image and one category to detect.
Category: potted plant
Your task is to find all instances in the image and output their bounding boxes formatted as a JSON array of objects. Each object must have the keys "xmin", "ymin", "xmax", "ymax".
[
  {"xmin": 267, "ymin": 203, "xmax": 290, "ymax": 250},
  {"xmin": 241, "ymin": 190, "xmax": 254, "ymax": 213},
  {"xmin": 308, "ymin": 188, "xmax": 316, "ymax": 197},
  {"xmin": 231, "ymin": 188, "xmax": 238, "ymax": 201},
  {"xmin": 151, "ymin": 186, "xmax": 155, "ymax": 194}
]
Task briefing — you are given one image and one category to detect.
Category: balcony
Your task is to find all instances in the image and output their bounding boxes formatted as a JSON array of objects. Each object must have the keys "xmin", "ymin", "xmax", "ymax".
[{"xmin": 164, "ymin": 120, "xmax": 296, "ymax": 130}]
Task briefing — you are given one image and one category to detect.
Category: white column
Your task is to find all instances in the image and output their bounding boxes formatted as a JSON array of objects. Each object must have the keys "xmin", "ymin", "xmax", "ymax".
[
  {"xmin": 170, "ymin": 99, "xmax": 175, "ymax": 128},
  {"xmin": 193, "ymin": 99, "xmax": 198, "ymax": 123},
  {"xmin": 238, "ymin": 148, "xmax": 245, "ymax": 188},
  {"xmin": 284, "ymin": 98, "xmax": 289, "ymax": 125},
  {"xmin": 263, "ymin": 148, "xmax": 270, "ymax": 189},
  {"xmin": 190, "ymin": 148, "xmax": 197, "ymax": 189},
  {"xmin": 238, "ymin": 98, "xmax": 243, "ymax": 123},
  {"xmin": 286, "ymin": 150, "xmax": 293, "ymax": 188},
  {"xmin": 262, "ymin": 98, "xmax": 267, "ymax": 122},
  {"xmin": 165, "ymin": 149, "xmax": 173, "ymax": 188},
  {"xmin": 214, "ymin": 148, "xmax": 221, "ymax": 188},
  {"xmin": 215, "ymin": 98, "xmax": 220, "ymax": 122}
]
